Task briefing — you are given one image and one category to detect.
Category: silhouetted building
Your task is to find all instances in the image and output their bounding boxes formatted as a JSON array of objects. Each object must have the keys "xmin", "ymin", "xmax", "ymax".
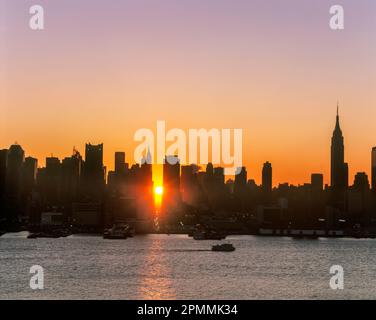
[
  {"xmin": 22, "ymin": 157, "xmax": 38, "ymax": 197},
  {"xmin": 214, "ymin": 167, "xmax": 225, "ymax": 186},
  {"xmin": 206, "ymin": 162, "xmax": 214, "ymax": 176},
  {"xmin": 0, "ymin": 149, "xmax": 8, "ymax": 223},
  {"xmin": 353, "ymin": 172, "xmax": 370, "ymax": 192},
  {"xmin": 349, "ymin": 172, "xmax": 371, "ymax": 224},
  {"xmin": 331, "ymin": 107, "xmax": 348, "ymax": 192},
  {"xmin": 115, "ymin": 152, "xmax": 126, "ymax": 174},
  {"xmin": 262, "ymin": 161, "xmax": 272, "ymax": 204},
  {"xmin": 181, "ymin": 164, "xmax": 199, "ymax": 205},
  {"xmin": 311, "ymin": 174, "xmax": 323, "ymax": 192},
  {"xmin": 372, "ymin": 147, "xmax": 376, "ymax": 191},
  {"xmin": 163, "ymin": 155, "xmax": 181, "ymax": 212},
  {"xmin": 234, "ymin": 167, "xmax": 247, "ymax": 194},
  {"xmin": 45, "ymin": 156, "xmax": 61, "ymax": 205},
  {"xmin": 61, "ymin": 150, "xmax": 82, "ymax": 203},
  {"xmin": 82, "ymin": 143, "xmax": 105, "ymax": 199},
  {"xmin": 5, "ymin": 144, "xmax": 25, "ymax": 223},
  {"xmin": 262, "ymin": 162, "xmax": 272, "ymax": 193}
]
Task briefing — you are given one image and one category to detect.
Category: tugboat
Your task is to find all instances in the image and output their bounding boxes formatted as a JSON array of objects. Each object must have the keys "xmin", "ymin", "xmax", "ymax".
[
  {"xmin": 193, "ymin": 230, "xmax": 226, "ymax": 240},
  {"xmin": 103, "ymin": 223, "xmax": 133, "ymax": 239},
  {"xmin": 212, "ymin": 243, "xmax": 235, "ymax": 252},
  {"xmin": 27, "ymin": 229, "xmax": 71, "ymax": 239},
  {"xmin": 191, "ymin": 225, "xmax": 227, "ymax": 240}
]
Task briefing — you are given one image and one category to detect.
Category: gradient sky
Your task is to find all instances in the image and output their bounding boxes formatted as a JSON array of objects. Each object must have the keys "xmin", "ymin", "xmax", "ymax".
[{"xmin": 1, "ymin": 0, "xmax": 375, "ymax": 187}]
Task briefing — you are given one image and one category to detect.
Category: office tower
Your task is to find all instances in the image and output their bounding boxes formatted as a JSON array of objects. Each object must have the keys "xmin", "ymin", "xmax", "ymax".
[
  {"xmin": 6, "ymin": 144, "xmax": 25, "ymax": 195},
  {"xmin": 85, "ymin": 143, "xmax": 104, "ymax": 175},
  {"xmin": 353, "ymin": 172, "xmax": 370, "ymax": 192},
  {"xmin": 163, "ymin": 155, "xmax": 180, "ymax": 190},
  {"xmin": 22, "ymin": 157, "xmax": 38, "ymax": 196},
  {"xmin": 213, "ymin": 167, "xmax": 225, "ymax": 186},
  {"xmin": 115, "ymin": 152, "xmax": 126, "ymax": 174},
  {"xmin": 83, "ymin": 143, "xmax": 105, "ymax": 198},
  {"xmin": 0, "ymin": 149, "xmax": 8, "ymax": 221},
  {"xmin": 0, "ymin": 149, "xmax": 7, "ymax": 199},
  {"xmin": 61, "ymin": 150, "xmax": 82, "ymax": 203},
  {"xmin": 45, "ymin": 157, "xmax": 61, "ymax": 204},
  {"xmin": 372, "ymin": 147, "xmax": 376, "ymax": 191},
  {"xmin": 234, "ymin": 166, "xmax": 247, "ymax": 194},
  {"xmin": 163, "ymin": 155, "xmax": 181, "ymax": 210},
  {"xmin": 181, "ymin": 165, "xmax": 199, "ymax": 205},
  {"xmin": 262, "ymin": 161, "xmax": 272, "ymax": 204},
  {"xmin": 311, "ymin": 173, "xmax": 324, "ymax": 192},
  {"xmin": 331, "ymin": 107, "xmax": 348, "ymax": 191},
  {"xmin": 5, "ymin": 144, "xmax": 25, "ymax": 222},
  {"xmin": 181, "ymin": 165, "xmax": 196, "ymax": 192},
  {"xmin": 262, "ymin": 162, "xmax": 272, "ymax": 193},
  {"xmin": 108, "ymin": 151, "xmax": 128, "ymax": 194},
  {"xmin": 206, "ymin": 162, "xmax": 214, "ymax": 176}
]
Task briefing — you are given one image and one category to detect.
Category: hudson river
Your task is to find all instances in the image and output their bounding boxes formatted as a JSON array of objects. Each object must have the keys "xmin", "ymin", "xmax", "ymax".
[{"xmin": 1, "ymin": 233, "xmax": 375, "ymax": 299}]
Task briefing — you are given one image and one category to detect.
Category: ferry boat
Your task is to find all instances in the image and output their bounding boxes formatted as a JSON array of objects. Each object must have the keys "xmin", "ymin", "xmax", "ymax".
[
  {"xmin": 103, "ymin": 223, "xmax": 134, "ymax": 239},
  {"xmin": 212, "ymin": 243, "xmax": 235, "ymax": 252},
  {"xmin": 27, "ymin": 229, "xmax": 71, "ymax": 239},
  {"xmin": 193, "ymin": 229, "xmax": 226, "ymax": 240}
]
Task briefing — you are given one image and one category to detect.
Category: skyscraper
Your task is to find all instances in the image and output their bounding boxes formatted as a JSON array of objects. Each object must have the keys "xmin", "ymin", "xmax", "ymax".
[
  {"xmin": 372, "ymin": 147, "xmax": 376, "ymax": 191},
  {"xmin": 6, "ymin": 144, "xmax": 25, "ymax": 197},
  {"xmin": 22, "ymin": 157, "xmax": 38, "ymax": 197},
  {"xmin": 5, "ymin": 144, "xmax": 25, "ymax": 223},
  {"xmin": 61, "ymin": 150, "xmax": 82, "ymax": 203},
  {"xmin": 262, "ymin": 162, "xmax": 272, "ymax": 193},
  {"xmin": 46, "ymin": 157, "xmax": 61, "ymax": 204},
  {"xmin": 0, "ymin": 149, "xmax": 8, "ymax": 222},
  {"xmin": 163, "ymin": 155, "xmax": 180, "ymax": 191},
  {"xmin": 162, "ymin": 155, "xmax": 181, "ymax": 211},
  {"xmin": 115, "ymin": 152, "xmax": 126, "ymax": 174},
  {"xmin": 311, "ymin": 173, "xmax": 324, "ymax": 192},
  {"xmin": 331, "ymin": 107, "xmax": 348, "ymax": 191},
  {"xmin": 234, "ymin": 167, "xmax": 247, "ymax": 194},
  {"xmin": 262, "ymin": 161, "xmax": 272, "ymax": 204},
  {"xmin": 0, "ymin": 149, "xmax": 7, "ymax": 198},
  {"xmin": 83, "ymin": 143, "xmax": 105, "ymax": 198},
  {"xmin": 353, "ymin": 172, "xmax": 370, "ymax": 192}
]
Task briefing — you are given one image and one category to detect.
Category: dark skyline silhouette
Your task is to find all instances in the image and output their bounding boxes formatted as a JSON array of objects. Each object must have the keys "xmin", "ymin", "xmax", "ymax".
[{"xmin": 0, "ymin": 110, "xmax": 376, "ymax": 236}]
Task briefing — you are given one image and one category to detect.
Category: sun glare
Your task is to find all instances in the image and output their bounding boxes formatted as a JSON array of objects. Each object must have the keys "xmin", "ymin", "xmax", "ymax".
[{"xmin": 155, "ymin": 186, "xmax": 163, "ymax": 196}]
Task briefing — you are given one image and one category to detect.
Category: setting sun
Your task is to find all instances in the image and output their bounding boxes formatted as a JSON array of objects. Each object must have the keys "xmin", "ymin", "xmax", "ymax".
[{"xmin": 155, "ymin": 186, "xmax": 164, "ymax": 196}]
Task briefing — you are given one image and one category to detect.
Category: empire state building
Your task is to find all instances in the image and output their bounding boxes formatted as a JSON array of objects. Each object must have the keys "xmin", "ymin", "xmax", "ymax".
[{"xmin": 331, "ymin": 106, "xmax": 348, "ymax": 192}]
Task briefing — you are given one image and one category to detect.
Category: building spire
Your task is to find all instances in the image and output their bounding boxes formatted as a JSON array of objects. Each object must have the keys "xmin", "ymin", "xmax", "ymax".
[
  {"xmin": 337, "ymin": 101, "xmax": 339, "ymax": 117},
  {"xmin": 334, "ymin": 102, "xmax": 342, "ymax": 134}
]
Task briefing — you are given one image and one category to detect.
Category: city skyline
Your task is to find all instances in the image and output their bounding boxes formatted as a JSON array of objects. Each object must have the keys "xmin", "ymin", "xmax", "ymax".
[
  {"xmin": 1, "ymin": 108, "xmax": 375, "ymax": 234},
  {"xmin": 1, "ymin": 108, "xmax": 375, "ymax": 189}
]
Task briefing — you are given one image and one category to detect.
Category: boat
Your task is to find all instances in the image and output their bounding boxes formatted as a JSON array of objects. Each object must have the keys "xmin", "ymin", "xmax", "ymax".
[
  {"xmin": 103, "ymin": 223, "xmax": 133, "ymax": 239},
  {"xmin": 212, "ymin": 243, "xmax": 235, "ymax": 252},
  {"xmin": 27, "ymin": 232, "xmax": 63, "ymax": 239},
  {"xmin": 27, "ymin": 229, "xmax": 71, "ymax": 239},
  {"xmin": 192, "ymin": 228, "xmax": 227, "ymax": 240}
]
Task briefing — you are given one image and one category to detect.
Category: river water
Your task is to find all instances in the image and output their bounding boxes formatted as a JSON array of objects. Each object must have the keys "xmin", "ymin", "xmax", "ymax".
[{"xmin": 1, "ymin": 233, "xmax": 375, "ymax": 299}]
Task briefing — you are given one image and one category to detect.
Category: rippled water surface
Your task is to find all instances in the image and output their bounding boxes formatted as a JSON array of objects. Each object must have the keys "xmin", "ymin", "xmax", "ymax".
[{"xmin": 1, "ymin": 233, "xmax": 376, "ymax": 299}]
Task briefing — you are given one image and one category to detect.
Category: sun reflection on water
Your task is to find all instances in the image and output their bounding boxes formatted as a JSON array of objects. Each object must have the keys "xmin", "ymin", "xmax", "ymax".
[{"xmin": 137, "ymin": 237, "xmax": 176, "ymax": 299}]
